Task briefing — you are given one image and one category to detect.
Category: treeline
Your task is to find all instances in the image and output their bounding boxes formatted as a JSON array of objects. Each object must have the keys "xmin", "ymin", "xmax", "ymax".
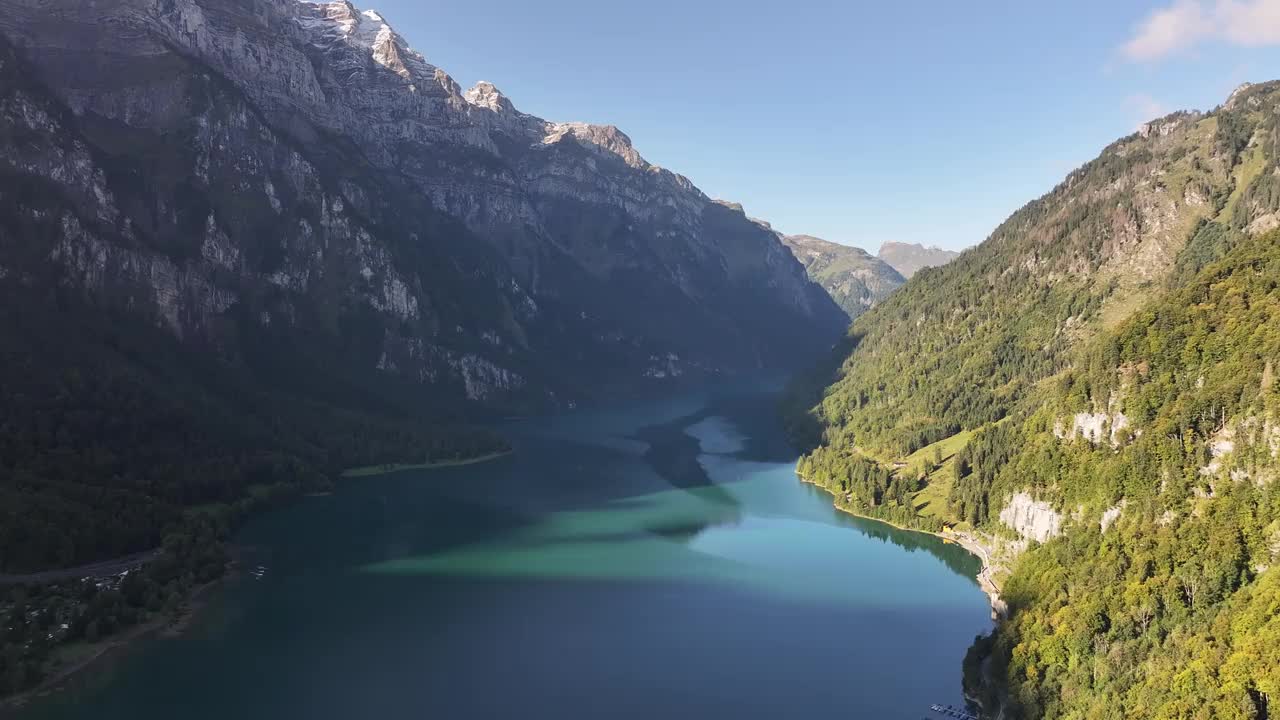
[
  {"xmin": 0, "ymin": 286, "xmax": 506, "ymax": 574},
  {"xmin": 949, "ymin": 421, "xmax": 1021, "ymax": 526},
  {"xmin": 0, "ymin": 283, "xmax": 507, "ymax": 696}
]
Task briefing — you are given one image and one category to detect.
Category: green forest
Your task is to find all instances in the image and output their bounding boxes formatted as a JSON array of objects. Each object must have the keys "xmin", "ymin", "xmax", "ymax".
[
  {"xmin": 787, "ymin": 82, "xmax": 1280, "ymax": 719},
  {"xmin": 961, "ymin": 232, "xmax": 1280, "ymax": 718},
  {"xmin": 0, "ymin": 283, "xmax": 507, "ymax": 696}
]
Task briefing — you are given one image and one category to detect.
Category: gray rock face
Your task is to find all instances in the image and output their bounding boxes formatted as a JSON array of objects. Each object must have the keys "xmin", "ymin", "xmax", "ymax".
[
  {"xmin": 1100, "ymin": 503, "xmax": 1124, "ymax": 533},
  {"xmin": 1053, "ymin": 410, "xmax": 1132, "ymax": 448},
  {"xmin": 999, "ymin": 492, "xmax": 1063, "ymax": 544},
  {"xmin": 0, "ymin": 0, "xmax": 844, "ymax": 409},
  {"xmin": 876, "ymin": 242, "xmax": 961, "ymax": 278}
]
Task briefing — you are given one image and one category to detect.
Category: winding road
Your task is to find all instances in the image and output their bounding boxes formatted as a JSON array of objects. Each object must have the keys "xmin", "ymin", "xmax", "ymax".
[{"xmin": 0, "ymin": 550, "xmax": 159, "ymax": 586}]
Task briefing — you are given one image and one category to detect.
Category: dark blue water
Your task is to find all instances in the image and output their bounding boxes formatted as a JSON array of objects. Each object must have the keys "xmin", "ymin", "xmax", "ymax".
[{"xmin": 19, "ymin": 384, "xmax": 991, "ymax": 719}]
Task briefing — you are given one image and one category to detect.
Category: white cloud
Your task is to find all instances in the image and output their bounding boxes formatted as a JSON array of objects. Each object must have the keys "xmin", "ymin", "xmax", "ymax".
[
  {"xmin": 1122, "ymin": 0, "xmax": 1280, "ymax": 61},
  {"xmin": 1123, "ymin": 1, "xmax": 1210, "ymax": 61},
  {"xmin": 1218, "ymin": 0, "xmax": 1280, "ymax": 45}
]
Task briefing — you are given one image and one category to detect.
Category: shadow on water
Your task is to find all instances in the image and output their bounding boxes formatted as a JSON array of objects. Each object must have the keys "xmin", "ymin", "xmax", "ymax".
[
  {"xmin": 628, "ymin": 380, "xmax": 798, "ymax": 500},
  {"xmin": 12, "ymin": 378, "xmax": 994, "ymax": 720},
  {"xmin": 298, "ymin": 378, "xmax": 983, "ymax": 611},
  {"xmin": 630, "ymin": 407, "xmax": 743, "ymax": 523},
  {"xmin": 634, "ymin": 415, "xmax": 717, "ymax": 490},
  {"xmin": 361, "ymin": 380, "xmax": 984, "ymax": 606}
]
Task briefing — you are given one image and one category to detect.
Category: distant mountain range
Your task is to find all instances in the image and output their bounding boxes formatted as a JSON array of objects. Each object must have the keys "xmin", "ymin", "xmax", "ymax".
[
  {"xmin": 876, "ymin": 242, "xmax": 961, "ymax": 278},
  {"xmin": 780, "ymin": 235, "xmax": 904, "ymax": 321}
]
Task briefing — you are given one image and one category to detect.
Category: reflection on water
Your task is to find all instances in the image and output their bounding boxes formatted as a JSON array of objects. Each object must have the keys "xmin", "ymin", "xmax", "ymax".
[{"xmin": 16, "ymin": 382, "xmax": 991, "ymax": 720}]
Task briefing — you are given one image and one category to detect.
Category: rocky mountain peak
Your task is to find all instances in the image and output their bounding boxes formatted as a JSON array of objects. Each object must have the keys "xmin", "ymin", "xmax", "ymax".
[
  {"xmin": 300, "ymin": 0, "xmax": 458, "ymax": 94},
  {"xmin": 295, "ymin": 1, "xmax": 663, "ymax": 170},
  {"xmin": 317, "ymin": 0, "xmax": 360, "ymax": 33},
  {"xmin": 542, "ymin": 121, "xmax": 648, "ymax": 169},
  {"xmin": 465, "ymin": 80, "xmax": 515, "ymax": 114},
  {"xmin": 1224, "ymin": 81, "xmax": 1255, "ymax": 110}
]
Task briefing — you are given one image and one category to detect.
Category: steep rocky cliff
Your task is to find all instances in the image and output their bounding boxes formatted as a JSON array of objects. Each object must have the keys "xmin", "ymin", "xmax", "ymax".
[
  {"xmin": 0, "ymin": 0, "xmax": 844, "ymax": 412},
  {"xmin": 780, "ymin": 234, "xmax": 904, "ymax": 321}
]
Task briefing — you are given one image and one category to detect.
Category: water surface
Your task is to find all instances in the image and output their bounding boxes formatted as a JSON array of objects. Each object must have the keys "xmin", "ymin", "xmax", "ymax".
[{"xmin": 20, "ymin": 384, "xmax": 990, "ymax": 719}]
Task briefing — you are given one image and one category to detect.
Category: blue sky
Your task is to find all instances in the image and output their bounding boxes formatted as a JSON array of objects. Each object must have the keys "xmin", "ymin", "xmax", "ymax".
[{"xmin": 369, "ymin": 0, "xmax": 1280, "ymax": 251}]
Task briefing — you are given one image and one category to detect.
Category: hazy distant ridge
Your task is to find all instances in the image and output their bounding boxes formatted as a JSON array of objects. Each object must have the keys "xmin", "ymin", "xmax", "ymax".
[{"xmin": 877, "ymin": 242, "xmax": 960, "ymax": 278}]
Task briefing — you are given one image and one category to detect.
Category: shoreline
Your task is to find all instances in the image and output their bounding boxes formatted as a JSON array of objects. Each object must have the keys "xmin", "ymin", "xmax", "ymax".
[
  {"xmin": 341, "ymin": 450, "xmax": 513, "ymax": 478},
  {"xmin": 0, "ymin": 572, "xmax": 228, "ymax": 714},
  {"xmin": 798, "ymin": 473, "xmax": 1007, "ymax": 618},
  {"xmin": 2, "ymin": 449, "xmax": 514, "ymax": 710}
]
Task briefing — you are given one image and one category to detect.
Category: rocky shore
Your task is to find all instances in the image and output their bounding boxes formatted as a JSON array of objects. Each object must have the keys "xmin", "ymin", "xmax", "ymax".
[{"xmin": 938, "ymin": 530, "xmax": 1009, "ymax": 620}]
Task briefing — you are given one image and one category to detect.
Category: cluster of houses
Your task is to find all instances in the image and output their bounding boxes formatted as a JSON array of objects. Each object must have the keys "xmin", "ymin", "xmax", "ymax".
[{"xmin": 1, "ymin": 566, "xmax": 137, "ymax": 647}]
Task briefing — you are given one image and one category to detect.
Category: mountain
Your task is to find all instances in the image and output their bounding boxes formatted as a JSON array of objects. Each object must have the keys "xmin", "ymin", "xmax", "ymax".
[
  {"xmin": 876, "ymin": 241, "xmax": 960, "ymax": 278},
  {"xmin": 780, "ymin": 235, "xmax": 904, "ymax": 320},
  {"xmin": 0, "ymin": 1, "xmax": 846, "ymax": 578},
  {"xmin": 0, "ymin": 0, "xmax": 846, "ymax": 692},
  {"xmin": 0, "ymin": 0, "xmax": 844, "ymax": 413},
  {"xmin": 788, "ymin": 81, "xmax": 1280, "ymax": 717}
]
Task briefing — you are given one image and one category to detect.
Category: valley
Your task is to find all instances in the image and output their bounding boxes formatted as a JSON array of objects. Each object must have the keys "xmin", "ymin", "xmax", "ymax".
[
  {"xmin": 1, "ymin": 1, "xmax": 1279, "ymax": 718},
  {"xmin": 8, "ymin": 386, "xmax": 993, "ymax": 720},
  {"xmin": 0, "ymin": 0, "xmax": 844, "ymax": 699}
]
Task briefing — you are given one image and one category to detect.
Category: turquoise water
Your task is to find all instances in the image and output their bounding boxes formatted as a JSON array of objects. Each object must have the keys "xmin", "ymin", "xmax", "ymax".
[{"xmin": 18, "ymin": 383, "xmax": 991, "ymax": 719}]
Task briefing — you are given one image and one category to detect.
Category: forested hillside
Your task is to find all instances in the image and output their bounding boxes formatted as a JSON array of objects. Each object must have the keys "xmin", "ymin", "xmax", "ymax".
[
  {"xmin": 0, "ymin": 287, "xmax": 509, "ymax": 574},
  {"xmin": 0, "ymin": 283, "xmax": 510, "ymax": 693},
  {"xmin": 787, "ymin": 81, "xmax": 1280, "ymax": 718},
  {"xmin": 790, "ymin": 83, "xmax": 1280, "ymax": 459},
  {"xmin": 963, "ymin": 231, "xmax": 1280, "ymax": 718}
]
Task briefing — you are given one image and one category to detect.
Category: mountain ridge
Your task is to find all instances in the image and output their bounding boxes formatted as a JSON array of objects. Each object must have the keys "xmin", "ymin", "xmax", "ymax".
[
  {"xmin": 780, "ymin": 234, "xmax": 904, "ymax": 320},
  {"xmin": 0, "ymin": 0, "xmax": 847, "ymax": 590},
  {"xmin": 876, "ymin": 241, "xmax": 960, "ymax": 278},
  {"xmin": 0, "ymin": 0, "xmax": 846, "ymax": 691},
  {"xmin": 788, "ymin": 79, "xmax": 1280, "ymax": 718},
  {"xmin": 0, "ymin": 0, "xmax": 845, "ymax": 410}
]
